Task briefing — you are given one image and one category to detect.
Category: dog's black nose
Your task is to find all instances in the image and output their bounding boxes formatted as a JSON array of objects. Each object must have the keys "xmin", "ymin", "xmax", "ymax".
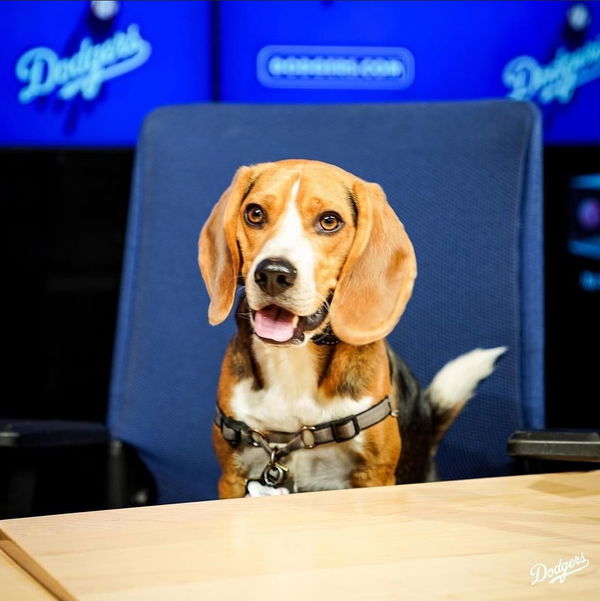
[{"xmin": 254, "ymin": 258, "xmax": 297, "ymax": 296}]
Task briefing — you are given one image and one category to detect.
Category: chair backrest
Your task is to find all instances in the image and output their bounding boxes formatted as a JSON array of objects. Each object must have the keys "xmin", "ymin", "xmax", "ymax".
[{"xmin": 108, "ymin": 101, "xmax": 544, "ymax": 504}]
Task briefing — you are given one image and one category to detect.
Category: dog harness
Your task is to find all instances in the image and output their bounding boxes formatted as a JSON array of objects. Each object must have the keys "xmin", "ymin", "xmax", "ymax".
[{"xmin": 215, "ymin": 396, "xmax": 393, "ymax": 489}]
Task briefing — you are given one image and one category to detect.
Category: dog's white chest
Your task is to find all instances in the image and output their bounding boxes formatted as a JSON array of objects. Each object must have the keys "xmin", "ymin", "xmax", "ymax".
[{"xmin": 229, "ymin": 342, "xmax": 371, "ymax": 492}]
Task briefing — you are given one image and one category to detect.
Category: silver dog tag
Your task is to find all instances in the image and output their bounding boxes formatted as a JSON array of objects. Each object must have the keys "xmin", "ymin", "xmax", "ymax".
[
  {"xmin": 261, "ymin": 461, "xmax": 289, "ymax": 487},
  {"xmin": 245, "ymin": 479, "xmax": 290, "ymax": 497}
]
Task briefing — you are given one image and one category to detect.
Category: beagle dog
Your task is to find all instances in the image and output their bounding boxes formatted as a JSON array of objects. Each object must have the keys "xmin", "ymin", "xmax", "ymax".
[{"xmin": 199, "ymin": 159, "xmax": 504, "ymax": 498}]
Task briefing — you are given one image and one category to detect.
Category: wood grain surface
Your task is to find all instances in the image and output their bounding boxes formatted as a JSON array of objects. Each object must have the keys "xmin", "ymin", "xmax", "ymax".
[
  {"xmin": 1, "ymin": 471, "xmax": 598, "ymax": 601},
  {"xmin": 0, "ymin": 548, "xmax": 57, "ymax": 601}
]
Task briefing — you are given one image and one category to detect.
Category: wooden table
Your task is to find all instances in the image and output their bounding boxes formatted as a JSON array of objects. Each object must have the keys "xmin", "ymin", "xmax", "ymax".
[
  {"xmin": 0, "ymin": 549, "xmax": 56, "ymax": 601},
  {"xmin": 1, "ymin": 471, "xmax": 598, "ymax": 601}
]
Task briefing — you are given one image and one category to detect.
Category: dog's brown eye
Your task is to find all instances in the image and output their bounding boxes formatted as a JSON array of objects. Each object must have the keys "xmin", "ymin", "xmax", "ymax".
[
  {"xmin": 317, "ymin": 212, "xmax": 343, "ymax": 233},
  {"xmin": 245, "ymin": 204, "xmax": 266, "ymax": 227}
]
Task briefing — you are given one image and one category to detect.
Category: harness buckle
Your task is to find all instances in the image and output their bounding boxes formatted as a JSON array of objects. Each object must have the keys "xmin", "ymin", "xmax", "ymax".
[
  {"xmin": 331, "ymin": 415, "xmax": 360, "ymax": 443},
  {"xmin": 298, "ymin": 425, "xmax": 317, "ymax": 449}
]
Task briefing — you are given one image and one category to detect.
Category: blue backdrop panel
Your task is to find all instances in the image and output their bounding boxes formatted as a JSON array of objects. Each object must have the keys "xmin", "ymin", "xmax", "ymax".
[
  {"xmin": 0, "ymin": 1, "xmax": 211, "ymax": 146},
  {"xmin": 218, "ymin": 0, "xmax": 600, "ymax": 143}
]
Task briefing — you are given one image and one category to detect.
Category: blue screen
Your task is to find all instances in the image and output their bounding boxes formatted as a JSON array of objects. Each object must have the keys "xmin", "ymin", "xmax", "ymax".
[
  {"xmin": 0, "ymin": 1, "xmax": 212, "ymax": 146},
  {"xmin": 1, "ymin": 1, "xmax": 599, "ymax": 145},
  {"xmin": 218, "ymin": 0, "xmax": 600, "ymax": 144}
]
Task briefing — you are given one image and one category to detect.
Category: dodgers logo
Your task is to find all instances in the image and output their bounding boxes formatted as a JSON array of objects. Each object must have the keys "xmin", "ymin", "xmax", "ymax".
[
  {"xmin": 530, "ymin": 552, "xmax": 590, "ymax": 585},
  {"xmin": 15, "ymin": 23, "xmax": 152, "ymax": 104},
  {"xmin": 502, "ymin": 35, "xmax": 600, "ymax": 104}
]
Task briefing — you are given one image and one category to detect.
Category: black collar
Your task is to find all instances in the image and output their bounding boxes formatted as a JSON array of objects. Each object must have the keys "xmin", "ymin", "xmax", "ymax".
[{"xmin": 311, "ymin": 325, "xmax": 341, "ymax": 346}]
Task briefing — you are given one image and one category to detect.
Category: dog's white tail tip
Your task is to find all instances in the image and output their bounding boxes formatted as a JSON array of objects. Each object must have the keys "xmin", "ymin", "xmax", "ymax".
[{"xmin": 427, "ymin": 346, "xmax": 507, "ymax": 411}]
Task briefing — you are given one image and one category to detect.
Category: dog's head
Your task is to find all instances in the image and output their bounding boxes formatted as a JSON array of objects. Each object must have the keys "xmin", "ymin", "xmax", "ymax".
[{"xmin": 199, "ymin": 160, "xmax": 416, "ymax": 346}]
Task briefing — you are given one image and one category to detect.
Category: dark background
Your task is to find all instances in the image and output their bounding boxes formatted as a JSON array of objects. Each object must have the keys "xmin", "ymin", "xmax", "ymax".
[
  {"xmin": 544, "ymin": 146, "xmax": 600, "ymax": 428},
  {"xmin": 5, "ymin": 149, "xmax": 132, "ymax": 422}
]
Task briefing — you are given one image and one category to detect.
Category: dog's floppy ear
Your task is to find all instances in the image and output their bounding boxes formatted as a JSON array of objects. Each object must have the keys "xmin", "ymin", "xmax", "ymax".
[
  {"xmin": 199, "ymin": 165, "xmax": 255, "ymax": 325},
  {"xmin": 330, "ymin": 180, "xmax": 417, "ymax": 346}
]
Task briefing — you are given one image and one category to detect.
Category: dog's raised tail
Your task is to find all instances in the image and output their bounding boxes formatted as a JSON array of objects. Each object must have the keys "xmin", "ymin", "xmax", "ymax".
[{"xmin": 426, "ymin": 347, "xmax": 507, "ymax": 447}]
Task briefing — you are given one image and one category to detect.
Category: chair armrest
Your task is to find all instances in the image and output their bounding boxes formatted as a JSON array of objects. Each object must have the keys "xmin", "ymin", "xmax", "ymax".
[
  {"xmin": 508, "ymin": 430, "xmax": 600, "ymax": 463},
  {"xmin": 0, "ymin": 420, "xmax": 154, "ymax": 518},
  {"xmin": 0, "ymin": 420, "xmax": 108, "ymax": 448}
]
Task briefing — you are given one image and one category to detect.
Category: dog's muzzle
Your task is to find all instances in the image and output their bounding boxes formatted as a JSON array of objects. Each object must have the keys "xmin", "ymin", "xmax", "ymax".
[
  {"xmin": 251, "ymin": 301, "xmax": 330, "ymax": 345},
  {"xmin": 249, "ymin": 256, "xmax": 331, "ymax": 345}
]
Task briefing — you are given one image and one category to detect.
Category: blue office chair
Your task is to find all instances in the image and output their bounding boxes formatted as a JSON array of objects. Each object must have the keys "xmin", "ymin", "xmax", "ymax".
[{"xmin": 107, "ymin": 100, "xmax": 545, "ymax": 504}]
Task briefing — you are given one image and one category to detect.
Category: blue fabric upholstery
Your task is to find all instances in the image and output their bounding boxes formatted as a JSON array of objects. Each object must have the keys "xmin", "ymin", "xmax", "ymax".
[{"xmin": 108, "ymin": 101, "xmax": 544, "ymax": 503}]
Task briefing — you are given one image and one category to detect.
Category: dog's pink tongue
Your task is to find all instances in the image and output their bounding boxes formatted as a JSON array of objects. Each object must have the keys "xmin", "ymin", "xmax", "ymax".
[{"xmin": 254, "ymin": 306, "xmax": 297, "ymax": 342}]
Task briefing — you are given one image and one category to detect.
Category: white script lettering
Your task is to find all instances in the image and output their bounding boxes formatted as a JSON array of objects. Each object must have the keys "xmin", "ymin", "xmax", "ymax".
[
  {"xmin": 16, "ymin": 24, "xmax": 151, "ymax": 103},
  {"xmin": 530, "ymin": 552, "xmax": 590, "ymax": 585},
  {"xmin": 503, "ymin": 36, "xmax": 600, "ymax": 104}
]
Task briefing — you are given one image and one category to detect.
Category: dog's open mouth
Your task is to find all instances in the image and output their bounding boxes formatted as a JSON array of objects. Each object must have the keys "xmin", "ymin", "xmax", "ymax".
[{"xmin": 252, "ymin": 302, "xmax": 329, "ymax": 345}]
